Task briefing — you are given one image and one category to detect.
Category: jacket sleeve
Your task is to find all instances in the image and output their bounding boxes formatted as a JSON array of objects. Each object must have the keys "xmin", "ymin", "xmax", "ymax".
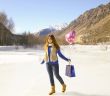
[{"xmin": 57, "ymin": 49, "xmax": 69, "ymax": 61}]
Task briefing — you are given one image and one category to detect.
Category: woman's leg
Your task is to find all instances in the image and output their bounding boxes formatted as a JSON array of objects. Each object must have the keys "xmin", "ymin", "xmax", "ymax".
[
  {"xmin": 46, "ymin": 63, "xmax": 55, "ymax": 95},
  {"xmin": 52, "ymin": 64, "xmax": 66, "ymax": 92},
  {"xmin": 46, "ymin": 63, "xmax": 54, "ymax": 86},
  {"xmin": 52, "ymin": 64, "xmax": 64, "ymax": 84}
]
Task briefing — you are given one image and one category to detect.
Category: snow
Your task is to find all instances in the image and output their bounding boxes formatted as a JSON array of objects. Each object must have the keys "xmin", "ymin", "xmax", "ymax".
[{"xmin": 0, "ymin": 45, "xmax": 110, "ymax": 96}]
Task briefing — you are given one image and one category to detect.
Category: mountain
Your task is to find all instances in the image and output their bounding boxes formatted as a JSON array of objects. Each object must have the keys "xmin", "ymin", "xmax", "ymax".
[
  {"xmin": 54, "ymin": 2, "xmax": 110, "ymax": 44},
  {"xmin": 0, "ymin": 23, "xmax": 25, "ymax": 46},
  {"xmin": 37, "ymin": 28, "xmax": 57, "ymax": 36}
]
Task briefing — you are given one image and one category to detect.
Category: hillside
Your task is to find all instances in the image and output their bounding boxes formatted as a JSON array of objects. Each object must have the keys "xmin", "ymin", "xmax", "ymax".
[
  {"xmin": 0, "ymin": 23, "xmax": 13, "ymax": 45},
  {"xmin": 54, "ymin": 2, "xmax": 110, "ymax": 44}
]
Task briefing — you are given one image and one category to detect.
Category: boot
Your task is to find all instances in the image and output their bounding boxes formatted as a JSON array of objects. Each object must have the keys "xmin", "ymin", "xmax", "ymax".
[
  {"xmin": 62, "ymin": 84, "xmax": 66, "ymax": 92},
  {"xmin": 49, "ymin": 85, "xmax": 55, "ymax": 95}
]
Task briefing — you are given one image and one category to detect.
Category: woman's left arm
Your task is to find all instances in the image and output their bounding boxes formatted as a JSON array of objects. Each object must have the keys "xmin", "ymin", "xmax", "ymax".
[{"xmin": 57, "ymin": 49, "xmax": 70, "ymax": 62}]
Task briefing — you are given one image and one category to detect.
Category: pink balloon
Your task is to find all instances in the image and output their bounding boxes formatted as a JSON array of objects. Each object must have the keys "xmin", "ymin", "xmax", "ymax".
[{"xmin": 65, "ymin": 31, "xmax": 76, "ymax": 44}]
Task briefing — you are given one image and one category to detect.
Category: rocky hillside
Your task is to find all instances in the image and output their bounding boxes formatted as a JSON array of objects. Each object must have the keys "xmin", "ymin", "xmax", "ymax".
[{"xmin": 55, "ymin": 2, "xmax": 110, "ymax": 44}]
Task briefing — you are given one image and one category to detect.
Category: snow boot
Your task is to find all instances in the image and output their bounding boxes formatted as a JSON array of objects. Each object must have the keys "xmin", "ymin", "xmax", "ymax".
[
  {"xmin": 49, "ymin": 85, "xmax": 55, "ymax": 95},
  {"xmin": 62, "ymin": 84, "xmax": 66, "ymax": 92}
]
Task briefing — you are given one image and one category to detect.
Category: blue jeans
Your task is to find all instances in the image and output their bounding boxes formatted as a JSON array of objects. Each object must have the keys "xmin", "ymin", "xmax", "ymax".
[{"xmin": 46, "ymin": 63, "xmax": 64, "ymax": 86}]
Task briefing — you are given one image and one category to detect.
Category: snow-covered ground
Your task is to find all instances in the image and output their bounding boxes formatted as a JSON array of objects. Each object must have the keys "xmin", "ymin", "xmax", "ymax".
[{"xmin": 0, "ymin": 45, "xmax": 110, "ymax": 96}]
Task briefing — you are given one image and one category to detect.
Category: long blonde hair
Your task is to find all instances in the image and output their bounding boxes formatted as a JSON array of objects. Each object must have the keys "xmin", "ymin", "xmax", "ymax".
[{"xmin": 44, "ymin": 34, "xmax": 60, "ymax": 50}]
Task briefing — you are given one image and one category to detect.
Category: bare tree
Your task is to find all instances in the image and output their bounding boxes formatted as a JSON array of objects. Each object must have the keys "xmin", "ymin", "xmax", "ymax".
[
  {"xmin": 0, "ymin": 11, "xmax": 14, "ymax": 32},
  {"xmin": 7, "ymin": 18, "xmax": 14, "ymax": 32}
]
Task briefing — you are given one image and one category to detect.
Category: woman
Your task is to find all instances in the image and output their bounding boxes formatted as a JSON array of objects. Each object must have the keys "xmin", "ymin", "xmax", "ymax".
[{"xmin": 41, "ymin": 34, "xmax": 71, "ymax": 95}]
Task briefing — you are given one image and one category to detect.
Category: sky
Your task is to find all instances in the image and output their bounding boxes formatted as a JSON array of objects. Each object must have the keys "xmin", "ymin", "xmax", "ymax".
[{"xmin": 0, "ymin": 0, "xmax": 110, "ymax": 34}]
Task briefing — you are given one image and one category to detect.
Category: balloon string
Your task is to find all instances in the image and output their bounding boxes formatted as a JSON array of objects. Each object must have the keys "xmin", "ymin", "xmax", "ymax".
[{"xmin": 69, "ymin": 44, "xmax": 72, "ymax": 62}]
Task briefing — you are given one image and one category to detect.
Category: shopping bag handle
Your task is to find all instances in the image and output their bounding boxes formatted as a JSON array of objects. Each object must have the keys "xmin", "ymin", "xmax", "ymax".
[{"xmin": 68, "ymin": 59, "xmax": 71, "ymax": 65}]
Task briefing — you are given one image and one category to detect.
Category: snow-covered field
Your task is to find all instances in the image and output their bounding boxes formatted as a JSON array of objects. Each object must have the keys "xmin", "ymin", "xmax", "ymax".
[{"xmin": 0, "ymin": 45, "xmax": 110, "ymax": 96}]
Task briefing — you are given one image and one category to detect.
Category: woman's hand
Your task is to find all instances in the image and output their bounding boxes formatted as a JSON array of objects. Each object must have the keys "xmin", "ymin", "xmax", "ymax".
[{"xmin": 41, "ymin": 60, "xmax": 45, "ymax": 64}]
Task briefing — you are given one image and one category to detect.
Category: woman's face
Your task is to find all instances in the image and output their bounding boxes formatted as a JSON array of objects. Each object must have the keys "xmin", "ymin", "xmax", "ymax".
[{"xmin": 48, "ymin": 36, "xmax": 52, "ymax": 44}]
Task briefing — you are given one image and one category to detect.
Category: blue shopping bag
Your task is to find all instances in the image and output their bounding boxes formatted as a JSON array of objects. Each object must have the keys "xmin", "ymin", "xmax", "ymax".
[{"xmin": 65, "ymin": 64, "xmax": 76, "ymax": 77}]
